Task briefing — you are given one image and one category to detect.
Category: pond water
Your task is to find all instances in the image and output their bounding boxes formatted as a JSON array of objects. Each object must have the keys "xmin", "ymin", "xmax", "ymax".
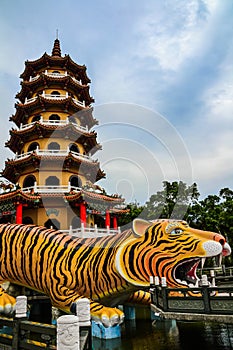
[{"xmin": 93, "ymin": 319, "xmax": 233, "ymax": 350}]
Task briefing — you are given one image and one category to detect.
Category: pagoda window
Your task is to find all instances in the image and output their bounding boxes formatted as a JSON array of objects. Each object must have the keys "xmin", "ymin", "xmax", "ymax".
[
  {"xmin": 48, "ymin": 142, "xmax": 60, "ymax": 151},
  {"xmin": 28, "ymin": 142, "xmax": 39, "ymax": 152},
  {"xmin": 52, "ymin": 70, "xmax": 60, "ymax": 74},
  {"xmin": 23, "ymin": 216, "xmax": 33, "ymax": 224},
  {"xmin": 44, "ymin": 218, "xmax": 60, "ymax": 230},
  {"xmin": 51, "ymin": 91, "xmax": 60, "ymax": 96},
  {"xmin": 69, "ymin": 143, "xmax": 80, "ymax": 154},
  {"xmin": 49, "ymin": 114, "xmax": 60, "ymax": 121},
  {"xmin": 45, "ymin": 176, "xmax": 60, "ymax": 186},
  {"xmin": 23, "ymin": 175, "xmax": 36, "ymax": 189},
  {"xmin": 70, "ymin": 175, "xmax": 82, "ymax": 189}
]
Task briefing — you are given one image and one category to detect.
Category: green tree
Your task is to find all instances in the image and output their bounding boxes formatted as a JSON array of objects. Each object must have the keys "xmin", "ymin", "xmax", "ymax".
[
  {"xmin": 118, "ymin": 201, "xmax": 144, "ymax": 229},
  {"xmin": 187, "ymin": 187, "xmax": 233, "ymax": 266},
  {"xmin": 219, "ymin": 188, "xmax": 233, "ymax": 236},
  {"xmin": 142, "ymin": 181, "xmax": 199, "ymax": 220},
  {"xmin": 188, "ymin": 195, "xmax": 221, "ymax": 231}
]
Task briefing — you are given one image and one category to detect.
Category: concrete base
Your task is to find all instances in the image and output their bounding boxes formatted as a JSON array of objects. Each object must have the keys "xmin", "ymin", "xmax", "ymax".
[{"xmin": 92, "ymin": 321, "xmax": 121, "ymax": 339}]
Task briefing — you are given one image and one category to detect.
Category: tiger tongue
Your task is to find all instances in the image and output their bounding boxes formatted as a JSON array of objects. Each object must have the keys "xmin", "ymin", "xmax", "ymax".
[{"xmin": 187, "ymin": 261, "xmax": 199, "ymax": 281}]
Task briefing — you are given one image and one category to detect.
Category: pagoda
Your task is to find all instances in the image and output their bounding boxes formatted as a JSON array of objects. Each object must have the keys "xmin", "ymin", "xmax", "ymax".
[{"xmin": 0, "ymin": 39, "xmax": 125, "ymax": 236}]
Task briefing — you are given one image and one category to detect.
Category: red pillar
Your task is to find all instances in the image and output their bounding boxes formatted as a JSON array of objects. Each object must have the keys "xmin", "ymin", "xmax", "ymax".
[
  {"xmin": 16, "ymin": 202, "xmax": 23, "ymax": 224},
  {"xmin": 80, "ymin": 202, "xmax": 86, "ymax": 227},
  {"xmin": 113, "ymin": 216, "xmax": 118, "ymax": 229},
  {"xmin": 105, "ymin": 210, "xmax": 110, "ymax": 228}
]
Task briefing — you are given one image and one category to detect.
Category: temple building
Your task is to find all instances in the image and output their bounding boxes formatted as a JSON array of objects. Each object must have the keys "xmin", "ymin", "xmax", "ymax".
[{"xmin": 0, "ymin": 39, "xmax": 126, "ymax": 236}]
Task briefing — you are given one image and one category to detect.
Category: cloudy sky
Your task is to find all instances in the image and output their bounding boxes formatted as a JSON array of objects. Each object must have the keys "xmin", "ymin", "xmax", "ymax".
[{"xmin": 0, "ymin": 0, "xmax": 232, "ymax": 204}]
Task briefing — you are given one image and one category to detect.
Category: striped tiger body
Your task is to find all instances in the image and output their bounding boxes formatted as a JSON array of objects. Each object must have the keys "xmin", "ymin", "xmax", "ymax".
[{"xmin": 0, "ymin": 219, "xmax": 231, "ymax": 327}]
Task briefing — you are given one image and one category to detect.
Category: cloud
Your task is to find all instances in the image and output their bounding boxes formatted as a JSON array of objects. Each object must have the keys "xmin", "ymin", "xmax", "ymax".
[
  {"xmin": 179, "ymin": 65, "xmax": 233, "ymax": 198},
  {"xmin": 93, "ymin": 103, "xmax": 193, "ymax": 203},
  {"xmin": 134, "ymin": 0, "xmax": 217, "ymax": 72}
]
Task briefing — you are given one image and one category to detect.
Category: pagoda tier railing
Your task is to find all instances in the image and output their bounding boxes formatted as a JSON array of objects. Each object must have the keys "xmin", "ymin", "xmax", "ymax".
[
  {"xmin": 29, "ymin": 70, "xmax": 84, "ymax": 86},
  {"xmin": 19, "ymin": 117, "xmax": 88, "ymax": 132},
  {"xmin": 21, "ymin": 183, "xmax": 106, "ymax": 195},
  {"xmin": 24, "ymin": 93, "xmax": 85, "ymax": 107},
  {"xmin": 21, "ymin": 181, "xmax": 79, "ymax": 193},
  {"xmin": 14, "ymin": 148, "xmax": 96, "ymax": 163},
  {"xmin": 60, "ymin": 223, "xmax": 121, "ymax": 238},
  {"xmin": 22, "ymin": 183, "xmax": 80, "ymax": 194}
]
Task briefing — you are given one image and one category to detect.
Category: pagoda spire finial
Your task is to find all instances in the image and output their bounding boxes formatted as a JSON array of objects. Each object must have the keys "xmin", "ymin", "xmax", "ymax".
[{"xmin": 52, "ymin": 34, "xmax": 61, "ymax": 57}]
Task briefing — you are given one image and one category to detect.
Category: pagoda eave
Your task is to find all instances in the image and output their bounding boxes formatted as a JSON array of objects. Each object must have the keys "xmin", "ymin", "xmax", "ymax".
[
  {"xmin": 11, "ymin": 97, "xmax": 95, "ymax": 128},
  {"xmin": 0, "ymin": 188, "xmax": 124, "ymax": 210},
  {"xmin": 3, "ymin": 153, "xmax": 105, "ymax": 184},
  {"xmin": 66, "ymin": 189, "xmax": 124, "ymax": 205},
  {"xmin": 0, "ymin": 189, "xmax": 40, "ymax": 203},
  {"xmin": 6, "ymin": 123, "xmax": 100, "ymax": 153},
  {"xmin": 2, "ymin": 158, "xmax": 40, "ymax": 183},
  {"xmin": 109, "ymin": 208, "xmax": 129, "ymax": 214},
  {"xmin": 5, "ymin": 153, "xmax": 102, "ymax": 168},
  {"xmin": 20, "ymin": 53, "xmax": 91, "ymax": 84},
  {"xmin": 16, "ymin": 75, "xmax": 93, "ymax": 105}
]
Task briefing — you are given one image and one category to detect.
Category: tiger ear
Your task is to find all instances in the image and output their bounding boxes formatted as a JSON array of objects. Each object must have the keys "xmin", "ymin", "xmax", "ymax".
[{"xmin": 133, "ymin": 219, "xmax": 151, "ymax": 237}]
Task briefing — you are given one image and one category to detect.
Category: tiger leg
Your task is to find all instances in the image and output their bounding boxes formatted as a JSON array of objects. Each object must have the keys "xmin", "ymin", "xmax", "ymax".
[
  {"xmin": 0, "ymin": 284, "xmax": 16, "ymax": 314},
  {"xmin": 87, "ymin": 300, "xmax": 124, "ymax": 327},
  {"xmin": 49, "ymin": 287, "xmax": 124, "ymax": 327},
  {"xmin": 126, "ymin": 290, "xmax": 151, "ymax": 305}
]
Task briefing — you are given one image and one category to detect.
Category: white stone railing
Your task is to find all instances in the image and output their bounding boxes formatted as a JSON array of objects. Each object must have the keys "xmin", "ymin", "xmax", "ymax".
[
  {"xmin": 36, "ymin": 149, "xmax": 72, "ymax": 157},
  {"xmin": 69, "ymin": 150, "xmax": 94, "ymax": 162},
  {"xmin": 29, "ymin": 75, "xmax": 40, "ymax": 82},
  {"xmin": 24, "ymin": 96, "xmax": 37, "ymax": 104},
  {"xmin": 34, "ymin": 185, "xmax": 72, "ymax": 193},
  {"xmin": 72, "ymin": 98, "xmax": 85, "ymax": 107},
  {"xmin": 24, "ymin": 92, "xmax": 85, "ymax": 107},
  {"xmin": 19, "ymin": 117, "xmax": 88, "ymax": 132},
  {"xmin": 22, "ymin": 183, "xmax": 82, "ymax": 194},
  {"xmin": 14, "ymin": 151, "xmax": 33, "ymax": 160},
  {"xmin": 45, "ymin": 71, "xmax": 67, "ymax": 78},
  {"xmin": 61, "ymin": 223, "xmax": 121, "ymax": 238},
  {"xmin": 14, "ymin": 295, "xmax": 91, "ymax": 350},
  {"xmin": 71, "ymin": 76, "xmax": 83, "ymax": 86},
  {"xmin": 44, "ymin": 93, "xmax": 68, "ymax": 99},
  {"xmin": 14, "ymin": 148, "xmax": 95, "ymax": 163},
  {"xmin": 22, "ymin": 183, "xmax": 109, "ymax": 197},
  {"xmin": 28, "ymin": 71, "xmax": 85, "ymax": 87},
  {"xmin": 22, "ymin": 183, "xmax": 106, "ymax": 196}
]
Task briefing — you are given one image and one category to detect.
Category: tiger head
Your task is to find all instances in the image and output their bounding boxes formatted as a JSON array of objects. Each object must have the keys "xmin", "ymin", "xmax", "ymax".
[{"xmin": 116, "ymin": 219, "xmax": 231, "ymax": 288}]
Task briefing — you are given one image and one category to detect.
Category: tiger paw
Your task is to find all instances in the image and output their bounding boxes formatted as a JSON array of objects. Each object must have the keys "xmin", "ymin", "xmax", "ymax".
[
  {"xmin": 0, "ymin": 292, "xmax": 16, "ymax": 314},
  {"xmin": 91, "ymin": 306, "xmax": 124, "ymax": 328}
]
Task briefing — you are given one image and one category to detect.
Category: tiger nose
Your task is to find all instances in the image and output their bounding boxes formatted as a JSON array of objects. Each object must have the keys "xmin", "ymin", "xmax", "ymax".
[{"xmin": 213, "ymin": 233, "xmax": 225, "ymax": 246}]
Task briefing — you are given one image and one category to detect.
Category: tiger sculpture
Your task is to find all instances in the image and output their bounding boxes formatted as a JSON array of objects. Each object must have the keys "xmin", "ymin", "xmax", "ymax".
[{"xmin": 0, "ymin": 219, "xmax": 231, "ymax": 327}]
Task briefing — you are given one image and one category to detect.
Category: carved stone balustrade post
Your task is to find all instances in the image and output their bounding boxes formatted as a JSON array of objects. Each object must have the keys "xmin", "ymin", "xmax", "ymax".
[{"xmin": 57, "ymin": 315, "xmax": 80, "ymax": 350}]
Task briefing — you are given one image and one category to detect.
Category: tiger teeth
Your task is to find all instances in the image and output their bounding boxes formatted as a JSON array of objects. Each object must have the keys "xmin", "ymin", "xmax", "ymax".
[
  {"xmin": 215, "ymin": 254, "xmax": 222, "ymax": 267},
  {"xmin": 201, "ymin": 257, "xmax": 206, "ymax": 268},
  {"xmin": 188, "ymin": 283, "xmax": 195, "ymax": 288},
  {"xmin": 219, "ymin": 254, "xmax": 223, "ymax": 266},
  {"xmin": 176, "ymin": 279, "xmax": 199, "ymax": 287},
  {"xmin": 176, "ymin": 279, "xmax": 188, "ymax": 285}
]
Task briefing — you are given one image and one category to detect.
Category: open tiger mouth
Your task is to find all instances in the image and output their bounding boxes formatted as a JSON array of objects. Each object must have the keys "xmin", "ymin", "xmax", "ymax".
[{"xmin": 174, "ymin": 255, "xmax": 223, "ymax": 288}]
